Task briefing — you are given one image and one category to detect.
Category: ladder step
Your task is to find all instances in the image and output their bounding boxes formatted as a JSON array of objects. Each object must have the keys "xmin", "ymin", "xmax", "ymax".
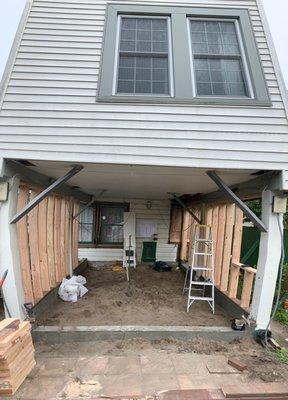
[
  {"xmin": 189, "ymin": 296, "xmax": 214, "ymax": 301},
  {"xmin": 192, "ymin": 266, "xmax": 213, "ymax": 270},
  {"xmin": 191, "ymin": 281, "xmax": 213, "ymax": 286},
  {"xmin": 194, "ymin": 252, "xmax": 213, "ymax": 256},
  {"xmin": 194, "ymin": 239, "xmax": 213, "ymax": 242}
]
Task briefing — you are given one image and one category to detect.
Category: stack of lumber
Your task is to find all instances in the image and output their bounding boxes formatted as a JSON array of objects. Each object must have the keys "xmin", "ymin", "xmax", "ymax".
[{"xmin": 0, "ymin": 318, "xmax": 35, "ymax": 396}]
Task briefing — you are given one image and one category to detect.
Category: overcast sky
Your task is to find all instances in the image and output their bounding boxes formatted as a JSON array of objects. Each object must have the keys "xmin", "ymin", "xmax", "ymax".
[{"xmin": 0, "ymin": 0, "xmax": 287, "ymax": 88}]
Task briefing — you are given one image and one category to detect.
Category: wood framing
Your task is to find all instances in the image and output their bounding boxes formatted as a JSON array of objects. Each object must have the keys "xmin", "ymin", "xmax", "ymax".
[
  {"xmin": 15, "ymin": 183, "xmax": 80, "ymax": 305},
  {"xmin": 180, "ymin": 199, "xmax": 256, "ymax": 312}
]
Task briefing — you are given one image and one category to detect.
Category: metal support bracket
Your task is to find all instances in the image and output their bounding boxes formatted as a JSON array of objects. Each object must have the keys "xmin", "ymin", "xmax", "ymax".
[
  {"xmin": 206, "ymin": 170, "xmax": 267, "ymax": 232},
  {"xmin": 10, "ymin": 165, "xmax": 83, "ymax": 224},
  {"xmin": 170, "ymin": 192, "xmax": 201, "ymax": 224}
]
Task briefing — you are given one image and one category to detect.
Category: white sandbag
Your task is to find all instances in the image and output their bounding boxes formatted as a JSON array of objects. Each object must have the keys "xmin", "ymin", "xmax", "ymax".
[{"xmin": 58, "ymin": 275, "xmax": 88, "ymax": 302}]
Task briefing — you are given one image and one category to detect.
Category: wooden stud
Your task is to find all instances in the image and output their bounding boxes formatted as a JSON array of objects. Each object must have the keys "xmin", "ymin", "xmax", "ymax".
[
  {"xmin": 46, "ymin": 196, "xmax": 56, "ymax": 288},
  {"xmin": 220, "ymin": 204, "xmax": 235, "ymax": 292},
  {"xmin": 232, "ymin": 207, "xmax": 244, "ymax": 262},
  {"xmin": 180, "ymin": 210, "xmax": 190, "ymax": 261},
  {"xmin": 228, "ymin": 207, "xmax": 244, "ymax": 298},
  {"xmin": 72, "ymin": 201, "xmax": 80, "ymax": 269},
  {"xmin": 211, "ymin": 206, "xmax": 219, "ymax": 265},
  {"xmin": 60, "ymin": 198, "xmax": 67, "ymax": 279},
  {"xmin": 228, "ymin": 262, "xmax": 242, "ymax": 299},
  {"xmin": 64, "ymin": 198, "xmax": 71, "ymax": 276},
  {"xmin": 53, "ymin": 196, "xmax": 62, "ymax": 283},
  {"xmin": 27, "ymin": 189, "xmax": 43, "ymax": 303},
  {"xmin": 16, "ymin": 186, "xmax": 34, "ymax": 304},
  {"xmin": 38, "ymin": 197, "xmax": 50, "ymax": 293},
  {"xmin": 169, "ymin": 207, "xmax": 183, "ymax": 243},
  {"xmin": 240, "ymin": 269, "xmax": 255, "ymax": 309},
  {"xmin": 214, "ymin": 204, "xmax": 226, "ymax": 286}
]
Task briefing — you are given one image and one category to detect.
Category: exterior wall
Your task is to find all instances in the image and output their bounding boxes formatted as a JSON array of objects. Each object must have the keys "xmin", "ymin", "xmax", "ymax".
[
  {"xmin": 0, "ymin": 0, "xmax": 287, "ymax": 171},
  {"xmin": 78, "ymin": 199, "xmax": 178, "ymax": 262}
]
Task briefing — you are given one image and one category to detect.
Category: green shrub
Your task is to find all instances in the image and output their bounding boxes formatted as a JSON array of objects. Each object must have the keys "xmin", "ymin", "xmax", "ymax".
[{"xmin": 275, "ymin": 348, "xmax": 288, "ymax": 365}]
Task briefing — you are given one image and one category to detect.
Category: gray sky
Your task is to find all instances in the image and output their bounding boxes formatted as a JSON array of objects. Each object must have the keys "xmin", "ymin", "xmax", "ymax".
[{"xmin": 0, "ymin": 0, "xmax": 287, "ymax": 87}]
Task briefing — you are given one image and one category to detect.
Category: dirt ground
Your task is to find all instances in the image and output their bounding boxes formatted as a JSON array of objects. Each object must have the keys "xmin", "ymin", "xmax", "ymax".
[{"xmin": 38, "ymin": 264, "xmax": 229, "ymax": 326}]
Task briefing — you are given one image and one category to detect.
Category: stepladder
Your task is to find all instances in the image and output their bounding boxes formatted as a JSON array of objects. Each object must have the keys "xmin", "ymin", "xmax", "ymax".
[
  {"xmin": 123, "ymin": 234, "xmax": 136, "ymax": 270},
  {"xmin": 183, "ymin": 224, "xmax": 215, "ymax": 314}
]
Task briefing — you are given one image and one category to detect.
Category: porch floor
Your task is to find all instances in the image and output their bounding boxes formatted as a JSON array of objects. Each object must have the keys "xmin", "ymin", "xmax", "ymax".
[{"xmin": 37, "ymin": 264, "xmax": 229, "ymax": 327}]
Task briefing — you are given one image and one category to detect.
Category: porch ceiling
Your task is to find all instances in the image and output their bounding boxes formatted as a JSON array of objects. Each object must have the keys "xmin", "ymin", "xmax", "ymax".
[{"xmin": 22, "ymin": 160, "xmax": 259, "ymax": 200}]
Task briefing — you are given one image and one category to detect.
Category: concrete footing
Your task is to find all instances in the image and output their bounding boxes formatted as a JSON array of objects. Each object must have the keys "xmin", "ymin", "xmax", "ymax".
[{"xmin": 32, "ymin": 325, "xmax": 251, "ymax": 344}]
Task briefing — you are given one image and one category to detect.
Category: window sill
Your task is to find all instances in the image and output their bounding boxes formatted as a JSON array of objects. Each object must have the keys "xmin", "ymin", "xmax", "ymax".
[
  {"xmin": 97, "ymin": 95, "xmax": 272, "ymax": 107},
  {"xmin": 78, "ymin": 244, "xmax": 123, "ymax": 249}
]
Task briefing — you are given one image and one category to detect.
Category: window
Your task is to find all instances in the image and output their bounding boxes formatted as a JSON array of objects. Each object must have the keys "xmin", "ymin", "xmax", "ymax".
[
  {"xmin": 189, "ymin": 19, "xmax": 250, "ymax": 97},
  {"xmin": 78, "ymin": 205, "xmax": 95, "ymax": 244},
  {"xmin": 116, "ymin": 16, "xmax": 171, "ymax": 95},
  {"xmin": 78, "ymin": 202, "xmax": 129, "ymax": 247},
  {"xmin": 98, "ymin": 205, "xmax": 127, "ymax": 244},
  {"xmin": 98, "ymin": 5, "xmax": 270, "ymax": 106}
]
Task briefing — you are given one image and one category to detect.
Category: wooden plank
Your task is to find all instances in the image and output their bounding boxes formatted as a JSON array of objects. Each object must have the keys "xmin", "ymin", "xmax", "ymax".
[
  {"xmin": 211, "ymin": 206, "xmax": 219, "ymax": 258},
  {"xmin": 232, "ymin": 207, "xmax": 244, "ymax": 262},
  {"xmin": 16, "ymin": 186, "xmax": 34, "ymax": 304},
  {"xmin": 220, "ymin": 204, "xmax": 235, "ymax": 292},
  {"xmin": 169, "ymin": 206, "xmax": 182, "ymax": 243},
  {"xmin": 204, "ymin": 207, "xmax": 213, "ymax": 278},
  {"xmin": 72, "ymin": 200, "xmax": 80, "ymax": 269},
  {"xmin": 46, "ymin": 196, "xmax": 56, "ymax": 288},
  {"xmin": 53, "ymin": 196, "xmax": 62, "ymax": 283},
  {"xmin": 64, "ymin": 198, "xmax": 70, "ymax": 275},
  {"xmin": 214, "ymin": 204, "xmax": 226, "ymax": 286},
  {"xmin": 228, "ymin": 262, "xmax": 241, "ymax": 299},
  {"xmin": 38, "ymin": 197, "xmax": 50, "ymax": 292},
  {"xmin": 60, "ymin": 198, "xmax": 67, "ymax": 279},
  {"xmin": 180, "ymin": 210, "xmax": 191, "ymax": 261},
  {"xmin": 28, "ymin": 189, "xmax": 43, "ymax": 302},
  {"xmin": 240, "ymin": 269, "xmax": 255, "ymax": 309}
]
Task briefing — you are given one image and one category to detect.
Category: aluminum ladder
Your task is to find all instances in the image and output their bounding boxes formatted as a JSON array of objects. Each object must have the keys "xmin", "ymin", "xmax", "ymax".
[{"xmin": 183, "ymin": 224, "xmax": 215, "ymax": 314}]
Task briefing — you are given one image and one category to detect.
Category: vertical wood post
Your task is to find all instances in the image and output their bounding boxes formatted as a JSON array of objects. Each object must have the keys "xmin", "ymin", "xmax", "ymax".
[{"xmin": 250, "ymin": 190, "xmax": 283, "ymax": 330}]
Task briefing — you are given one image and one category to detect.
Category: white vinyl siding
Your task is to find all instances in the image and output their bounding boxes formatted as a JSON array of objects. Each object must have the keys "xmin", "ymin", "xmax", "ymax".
[{"xmin": 0, "ymin": 0, "xmax": 287, "ymax": 170}]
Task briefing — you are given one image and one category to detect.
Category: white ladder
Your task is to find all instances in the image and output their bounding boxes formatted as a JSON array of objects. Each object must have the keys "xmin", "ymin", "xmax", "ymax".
[
  {"xmin": 123, "ymin": 235, "xmax": 136, "ymax": 270},
  {"xmin": 183, "ymin": 224, "xmax": 215, "ymax": 314}
]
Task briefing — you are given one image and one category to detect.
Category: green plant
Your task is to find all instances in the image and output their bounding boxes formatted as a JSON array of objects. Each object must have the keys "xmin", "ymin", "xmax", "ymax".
[
  {"xmin": 275, "ymin": 348, "xmax": 288, "ymax": 365},
  {"xmin": 275, "ymin": 308, "xmax": 288, "ymax": 326}
]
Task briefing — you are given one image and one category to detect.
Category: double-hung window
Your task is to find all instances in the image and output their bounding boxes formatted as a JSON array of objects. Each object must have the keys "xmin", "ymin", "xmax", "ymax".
[
  {"xmin": 189, "ymin": 19, "xmax": 250, "ymax": 97},
  {"xmin": 98, "ymin": 5, "xmax": 270, "ymax": 106},
  {"xmin": 116, "ymin": 16, "xmax": 172, "ymax": 96}
]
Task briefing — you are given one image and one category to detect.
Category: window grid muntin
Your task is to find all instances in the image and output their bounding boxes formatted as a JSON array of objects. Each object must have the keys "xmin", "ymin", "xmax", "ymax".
[
  {"xmin": 114, "ymin": 15, "xmax": 173, "ymax": 96},
  {"xmin": 189, "ymin": 17, "xmax": 252, "ymax": 98}
]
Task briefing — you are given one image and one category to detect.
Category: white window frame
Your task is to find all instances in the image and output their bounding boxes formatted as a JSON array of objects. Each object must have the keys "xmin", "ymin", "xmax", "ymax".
[
  {"xmin": 112, "ymin": 14, "xmax": 174, "ymax": 97},
  {"xmin": 187, "ymin": 17, "xmax": 254, "ymax": 99}
]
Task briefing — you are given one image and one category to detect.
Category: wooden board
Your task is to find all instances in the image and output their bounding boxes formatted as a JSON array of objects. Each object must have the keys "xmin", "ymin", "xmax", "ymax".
[
  {"xmin": 215, "ymin": 204, "xmax": 226, "ymax": 286},
  {"xmin": 47, "ymin": 196, "xmax": 56, "ymax": 288},
  {"xmin": 16, "ymin": 186, "xmax": 34, "ymax": 304},
  {"xmin": 72, "ymin": 200, "xmax": 80, "ymax": 269},
  {"xmin": 220, "ymin": 204, "xmax": 235, "ymax": 292},
  {"xmin": 211, "ymin": 206, "xmax": 219, "ymax": 266},
  {"xmin": 54, "ymin": 196, "xmax": 62, "ymax": 283},
  {"xmin": 28, "ymin": 189, "xmax": 43, "ymax": 302},
  {"xmin": 240, "ymin": 269, "xmax": 255, "ymax": 308},
  {"xmin": 232, "ymin": 207, "xmax": 244, "ymax": 262},
  {"xmin": 38, "ymin": 197, "xmax": 50, "ymax": 293},
  {"xmin": 169, "ymin": 206, "xmax": 182, "ymax": 244},
  {"xmin": 60, "ymin": 197, "xmax": 67, "ymax": 279},
  {"xmin": 180, "ymin": 210, "xmax": 191, "ymax": 261}
]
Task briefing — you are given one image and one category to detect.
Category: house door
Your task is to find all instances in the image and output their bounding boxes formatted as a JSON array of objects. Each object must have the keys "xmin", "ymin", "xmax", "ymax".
[{"xmin": 142, "ymin": 241, "xmax": 157, "ymax": 262}]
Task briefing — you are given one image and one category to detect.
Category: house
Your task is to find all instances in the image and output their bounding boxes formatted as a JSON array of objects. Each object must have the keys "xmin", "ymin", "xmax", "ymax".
[{"xmin": 0, "ymin": 0, "xmax": 287, "ymax": 335}]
